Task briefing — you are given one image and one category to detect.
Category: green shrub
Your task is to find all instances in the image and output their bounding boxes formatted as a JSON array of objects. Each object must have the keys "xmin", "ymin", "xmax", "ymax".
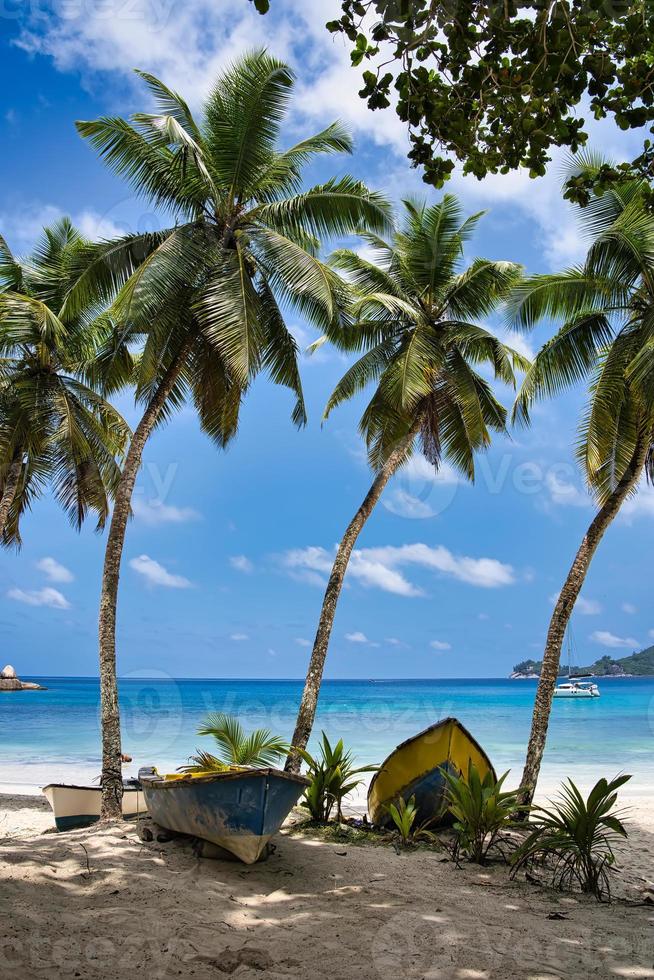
[
  {"xmin": 297, "ymin": 733, "xmax": 377, "ymax": 822},
  {"xmin": 511, "ymin": 774, "xmax": 630, "ymax": 901},
  {"xmin": 442, "ymin": 762, "xmax": 524, "ymax": 863}
]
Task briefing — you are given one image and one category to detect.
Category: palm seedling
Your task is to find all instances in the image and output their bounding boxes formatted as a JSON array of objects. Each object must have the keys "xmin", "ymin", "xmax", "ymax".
[
  {"xmin": 512, "ymin": 774, "xmax": 630, "ymax": 900},
  {"xmin": 297, "ymin": 733, "xmax": 377, "ymax": 822}
]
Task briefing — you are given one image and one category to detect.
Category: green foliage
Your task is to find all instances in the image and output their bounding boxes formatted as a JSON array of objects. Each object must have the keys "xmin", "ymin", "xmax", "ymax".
[
  {"xmin": 179, "ymin": 713, "xmax": 289, "ymax": 772},
  {"xmin": 75, "ymin": 50, "xmax": 393, "ymax": 443},
  {"xmin": 246, "ymin": 5, "xmax": 644, "ymax": 194},
  {"xmin": 321, "ymin": 196, "xmax": 525, "ymax": 473},
  {"xmin": 384, "ymin": 795, "xmax": 418, "ymax": 846},
  {"xmin": 512, "ymin": 775, "xmax": 631, "ymax": 901},
  {"xmin": 319, "ymin": 2, "xmax": 654, "ymax": 200},
  {"xmin": 509, "ymin": 155, "xmax": 654, "ymax": 507},
  {"xmin": 442, "ymin": 763, "xmax": 524, "ymax": 864},
  {"xmin": 297, "ymin": 733, "xmax": 377, "ymax": 822},
  {"xmin": 0, "ymin": 220, "xmax": 131, "ymax": 546},
  {"xmin": 514, "ymin": 646, "xmax": 654, "ymax": 677}
]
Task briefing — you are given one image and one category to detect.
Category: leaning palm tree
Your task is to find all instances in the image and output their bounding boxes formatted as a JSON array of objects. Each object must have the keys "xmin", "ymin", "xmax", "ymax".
[
  {"xmin": 179, "ymin": 714, "xmax": 289, "ymax": 773},
  {"xmin": 508, "ymin": 159, "xmax": 654, "ymax": 806},
  {"xmin": 73, "ymin": 50, "xmax": 392, "ymax": 817},
  {"xmin": 0, "ymin": 222, "xmax": 130, "ymax": 546},
  {"xmin": 286, "ymin": 196, "xmax": 526, "ymax": 771}
]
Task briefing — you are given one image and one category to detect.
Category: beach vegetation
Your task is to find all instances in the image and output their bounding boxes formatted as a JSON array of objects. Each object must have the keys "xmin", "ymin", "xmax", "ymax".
[
  {"xmin": 0, "ymin": 220, "xmax": 130, "ymax": 546},
  {"xmin": 253, "ymin": 2, "xmax": 654, "ymax": 203},
  {"xmin": 74, "ymin": 49, "xmax": 391, "ymax": 817},
  {"xmin": 442, "ymin": 763, "xmax": 524, "ymax": 864},
  {"xmin": 287, "ymin": 196, "xmax": 526, "ymax": 770},
  {"xmin": 509, "ymin": 155, "xmax": 654, "ymax": 807},
  {"xmin": 179, "ymin": 713, "xmax": 289, "ymax": 772},
  {"xmin": 297, "ymin": 733, "xmax": 377, "ymax": 822},
  {"xmin": 512, "ymin": 774, "xmax": 631, "ymax": 901}
]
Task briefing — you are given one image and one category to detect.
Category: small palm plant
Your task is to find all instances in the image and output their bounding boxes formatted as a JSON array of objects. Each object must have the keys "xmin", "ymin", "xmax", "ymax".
[
  {"xmin": 512, "ymin": 774, "xmax": 630, "ymax": 901},
  {"xmin": 179, "ymin": 714, "xmax": 289, "ymax": 773},
  {"xmin": 442, "ymin": 763, "xmax": 524, "ymax": 864},
  {"xmin": 298, "ymin": 733, "xmax": 377, "ymax": 822}
]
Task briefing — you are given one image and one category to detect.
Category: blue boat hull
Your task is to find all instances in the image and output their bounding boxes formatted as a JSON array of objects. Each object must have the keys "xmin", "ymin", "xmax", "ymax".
[{"xmin": 138, "ymin": 768, "xmax": 308, "ymax": 863}]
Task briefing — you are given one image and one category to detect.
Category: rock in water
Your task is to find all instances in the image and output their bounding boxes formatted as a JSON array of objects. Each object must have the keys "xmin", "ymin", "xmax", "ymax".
[{"xmin": 0, "ymin": 665, "xmax": 46, "ymax": 692}]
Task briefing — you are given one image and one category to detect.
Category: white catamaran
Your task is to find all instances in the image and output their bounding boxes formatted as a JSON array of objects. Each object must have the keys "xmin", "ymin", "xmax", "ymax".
[{"xmin": 553, "ymin": 628, "xmax": 601, "ymax": 699}]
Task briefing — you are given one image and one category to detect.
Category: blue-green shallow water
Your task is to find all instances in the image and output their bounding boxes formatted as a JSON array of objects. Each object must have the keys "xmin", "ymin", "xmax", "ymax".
[{"xmin": 1, "ymin": 677, "xmax": 653, "ymax": 794}]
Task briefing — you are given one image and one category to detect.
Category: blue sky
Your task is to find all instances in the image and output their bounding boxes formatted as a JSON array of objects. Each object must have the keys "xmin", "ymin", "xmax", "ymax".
[{"xmin": 1, "ymin": 1, "xmax": 652, "ymax": 679}]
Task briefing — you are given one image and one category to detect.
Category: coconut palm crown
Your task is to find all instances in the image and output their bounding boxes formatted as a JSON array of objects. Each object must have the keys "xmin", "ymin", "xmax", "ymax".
[
  {"xmin": 286, "ymin": 196, "xmax": 526, "ymax": 770},
  {"xmin": 506, "ymin": 155, "xmax": 654, "ymax": 805},
  {"xmin": 72, "ymin": 49, "xmax": 392, "ymax": 818},
  {"xmin": 0, "ymin": 220, "xmax": 130, "ymax": 546}
]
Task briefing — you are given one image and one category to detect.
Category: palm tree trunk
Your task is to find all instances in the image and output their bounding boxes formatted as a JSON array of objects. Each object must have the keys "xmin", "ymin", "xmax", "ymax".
[
  {"xmin": 285, "ymin": 423, "xmax": 420, "ymax": 773},
  {"xmin": 0, "ymin": 455, "xmax": 22, "ymax": 538},
  {"xmin": 99, "ymin": 349, "xmax": 191, "ymax": 819},
  {"xmin": 518, "ymin": 437, "xmax": 649, "ymax": 809}
]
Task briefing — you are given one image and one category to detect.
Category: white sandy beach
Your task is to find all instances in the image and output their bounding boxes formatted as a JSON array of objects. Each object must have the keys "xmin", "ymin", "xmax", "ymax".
[{"xmin": 2, "ymin": 782, "xmax": 653, "ymax": 980}]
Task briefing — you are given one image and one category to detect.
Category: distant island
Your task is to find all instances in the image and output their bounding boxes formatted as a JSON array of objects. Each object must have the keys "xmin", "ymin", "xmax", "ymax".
[{"xmin": 510, "ymin": 645, "xmax": 654, "ymax": 679}]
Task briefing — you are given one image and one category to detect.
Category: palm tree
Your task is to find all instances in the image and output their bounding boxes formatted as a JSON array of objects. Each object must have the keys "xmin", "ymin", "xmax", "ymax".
[
  {"xmin": 285, "ymin": 196, "xmax": 525, "ymax": 771},
  {"xmin": 0, "ymin": 221, "xmax": 130, "ymax": 546},
  {"xmin": 507, "ymin": 162, "xmax": 654, "ymax": 806},
  {"xmin": 179, "ymin": 714, "xmax": 289, "ymax": 772},
  {"xmin": 73, "ymin": 50, "xmax": 392, "ymax": 817}
]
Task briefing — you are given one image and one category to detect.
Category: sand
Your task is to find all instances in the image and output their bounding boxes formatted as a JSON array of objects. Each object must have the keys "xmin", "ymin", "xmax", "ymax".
[{"xmin": 1, "ymin": 788, "xmax": 653, "ymax": 980}]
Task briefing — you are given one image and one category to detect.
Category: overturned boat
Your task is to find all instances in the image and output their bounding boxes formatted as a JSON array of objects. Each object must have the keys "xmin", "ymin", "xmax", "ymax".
[
  {"xmin": 368, "ymin": 717, "xmax": 496, "ymax": 828},
  {"xmin": 138, "ymin": 766, "xmax": 309, "ymax": 864},
  {"xmin": 42, "ymin": 779, "xmax": 147, "ymax": 830}
]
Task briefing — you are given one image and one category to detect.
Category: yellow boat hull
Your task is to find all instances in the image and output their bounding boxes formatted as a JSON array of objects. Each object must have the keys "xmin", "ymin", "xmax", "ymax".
[{"xmin": 367, "ymin": 717, "xmax": 496, "ymax": 827}]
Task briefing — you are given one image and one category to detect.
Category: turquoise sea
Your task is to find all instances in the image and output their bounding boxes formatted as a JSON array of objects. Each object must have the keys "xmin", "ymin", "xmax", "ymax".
[{"xmin": 1, "ymin": 676, "xmax": 653, "ymax": 796}]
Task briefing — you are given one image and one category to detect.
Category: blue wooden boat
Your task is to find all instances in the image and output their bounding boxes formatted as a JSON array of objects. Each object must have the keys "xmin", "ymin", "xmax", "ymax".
[
  {"xmin": 367, "ymin": 717, "xmax": 496, "ymax": 827},
  {"xmin": 138, "ymin": 766, "xmax": 309, "ymax": 864}
]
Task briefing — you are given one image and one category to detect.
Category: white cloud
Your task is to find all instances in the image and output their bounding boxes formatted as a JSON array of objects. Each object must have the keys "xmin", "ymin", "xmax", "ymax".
[
  {"xmin": 430, "ymin": 639, "xmax": 451, "ymax": 651},
  {"xmin": 280, "ymin": 541, "xmax": 514, "ymax": 595},
  {"xmin": 0, "ymin": 202, "xmax": 126, "ymax": 253},
  {"xmin": 230, "ymin": 555, "xmax": 253, "ymax": 574},
  {"xmin": 295, "ymin": 637, "xmax": 311, "ymax": 648},
  {"xmin": 619, "ymin": 480, "xmax": 654, "ymax": 524},
  {"xmin": 544, "ymin": 470, "xmax": 591, "ymax": 509},
  {"xmin": 401, "ymin": 456, "xmax": 460, "ymax": 486},
  {"xmin": 345, "ymin": 631, "xmax": 369, "ymax": 644},
  {"xmin": 132, "ymin": 498, "xmax": 200, "ymax": 526},
  {"xmin": 7, "ymin": 587, "xmax": 70, "ymax": 610},
  {"xmin": 35, "ymin": 557, "xmax": 74, "ymax": 583},
  {"xmin": 549, "ymin": 592, "xmax": 601, "ymax": 616},
  {"xmin": 230, "ymin": 632, "xmax": 249, "ymax": 641},
  {"xmin": 622, "ymin": 602, "xmax": 637, "ymax": 615},
  {"xmin": 591, "ymin": 630, "xmax": 638, "ymax": 650},
  {"xmin": 383, "ymin": 489, "xmax": 436, "ymax": 519},
  {"xmin": 129, "ymin": 554, "xmax": 191, "ymax": 589},
  {"xmin": 649, "ymin": 630, "xmax": 654, "ymax": 640}
]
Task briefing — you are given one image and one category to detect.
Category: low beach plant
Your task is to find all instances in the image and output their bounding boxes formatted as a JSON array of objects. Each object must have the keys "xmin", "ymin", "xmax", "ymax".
[
  {"xmin": 442, "ymin": 763, "xmax": 523, "ymax": 864},
  {"xmin": 384, "ymin": 795, "xmax": 439, "ymax": 848},
  {"xmin": 179, "ymin": 714, "xmax": 289, "ymax": 773},
  {"xmin": 511, "ymin": 774, "xmax": 630, "ymax": 901},
  {"xmin": 297, "ymin": 733, "xmax": 377, "ymax": 822}
]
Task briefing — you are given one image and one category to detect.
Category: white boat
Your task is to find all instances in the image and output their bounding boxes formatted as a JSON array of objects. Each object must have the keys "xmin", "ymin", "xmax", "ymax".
[
  {"xmin": 553, "ymin": 679, "xmax": 600, "ymax": 698},
  {"xmin": 553, "ymin": 625, "xmax": 601, "ymax": 699},
  {"xmin": 42, "ymin": 780, "xmax": 147, "ymax": 830}
]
